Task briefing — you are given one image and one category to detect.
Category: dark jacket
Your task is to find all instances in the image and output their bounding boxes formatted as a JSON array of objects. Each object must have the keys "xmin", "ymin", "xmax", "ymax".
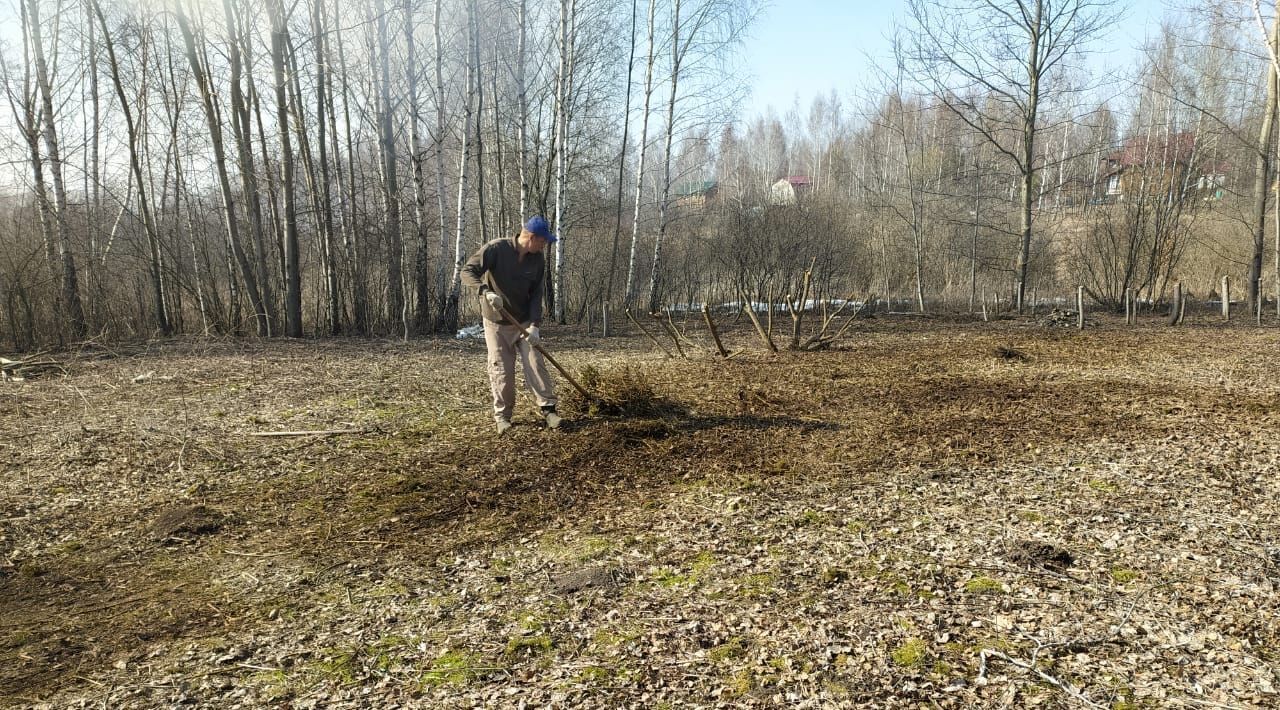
[{"xmin": 461, "ymin": 237, "xmax": 545, "ymax": 325}]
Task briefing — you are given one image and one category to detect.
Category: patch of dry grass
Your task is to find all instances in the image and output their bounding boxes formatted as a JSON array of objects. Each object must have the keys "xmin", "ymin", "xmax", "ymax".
[{"xmin": 2, "ymin": 318, "xmax": 1279, "ymax": 707}]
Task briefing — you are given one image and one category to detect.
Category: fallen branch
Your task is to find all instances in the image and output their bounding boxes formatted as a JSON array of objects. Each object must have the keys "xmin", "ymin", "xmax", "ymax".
[
  {"xmin": 248, "ymin": 428, "xmax": 365, "ymax": 437},
  {"xmin": 1, "ymin": 354, "xmax": 67, "ymax": 382},
  {"xmin": 977, "ymin": 648, "xmax": 1103, "ymax": 709}
]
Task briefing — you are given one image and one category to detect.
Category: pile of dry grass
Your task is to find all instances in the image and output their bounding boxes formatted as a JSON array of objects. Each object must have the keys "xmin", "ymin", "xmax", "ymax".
[{"xmin": 563, "ymin": 363, "xmax": 685, "ymax": 418}]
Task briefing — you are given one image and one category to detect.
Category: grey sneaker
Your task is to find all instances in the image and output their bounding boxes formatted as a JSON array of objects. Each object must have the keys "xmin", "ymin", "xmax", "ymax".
[
  {"xmin": 544, "ymin": 411, "xmax": 562, "ymax": 430},
  {"xmin": 495, "ymin": 419, "xmax": 513, "ymax": 436}
]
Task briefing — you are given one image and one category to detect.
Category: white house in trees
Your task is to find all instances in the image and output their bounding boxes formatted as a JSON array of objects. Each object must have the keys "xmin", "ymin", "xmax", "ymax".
[{"xmin": 770, "ymin": 176, "xmax": 812, "ymax": 205}]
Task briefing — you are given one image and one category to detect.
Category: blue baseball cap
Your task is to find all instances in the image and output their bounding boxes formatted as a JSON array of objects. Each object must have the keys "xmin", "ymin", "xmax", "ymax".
[{"xmin": 524, "ymin": 215, "xmax": 558, "ymax": 243}]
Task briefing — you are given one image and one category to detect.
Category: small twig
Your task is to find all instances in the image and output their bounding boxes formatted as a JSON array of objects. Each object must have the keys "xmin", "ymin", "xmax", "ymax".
[
  {"xmin": 223, "ymin": 549, "xmax": 292, "ymax": 558},
  {"xmin": 73, "ymin": 675, "xmax": 106, "ymax": 688},
  {"xmin": 236, "ymin": 663, "xmax": 282, "ymax": 673}
]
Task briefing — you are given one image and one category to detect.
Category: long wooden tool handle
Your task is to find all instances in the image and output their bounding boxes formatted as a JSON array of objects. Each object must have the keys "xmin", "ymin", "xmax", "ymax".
[{"xmin": 491, "ymin": 302, "xmax": 593, "ymax": 401}]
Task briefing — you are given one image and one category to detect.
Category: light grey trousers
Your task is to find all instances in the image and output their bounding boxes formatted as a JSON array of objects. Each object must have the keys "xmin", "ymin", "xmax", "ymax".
[{"xmin": 483, "ymin": 319, "xmax": 557, "ymax": 422}]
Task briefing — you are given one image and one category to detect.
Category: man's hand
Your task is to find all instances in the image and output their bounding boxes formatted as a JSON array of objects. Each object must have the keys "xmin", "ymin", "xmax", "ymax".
[
  {"xmin": 524, "ymin": 325, "xmax": 541, "ymax": 346},
  {"xmin": 484, "ymin": 290, "xmax": 503, "ymax": 309}
]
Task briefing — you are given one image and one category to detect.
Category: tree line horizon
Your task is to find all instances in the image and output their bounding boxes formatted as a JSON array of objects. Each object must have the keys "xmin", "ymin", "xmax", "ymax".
[{"xmin": 2, "ymin": 0, "xmax": 1278, "ymax": 350}]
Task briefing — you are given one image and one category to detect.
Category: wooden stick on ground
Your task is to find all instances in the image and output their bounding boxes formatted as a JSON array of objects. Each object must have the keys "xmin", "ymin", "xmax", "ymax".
[{"xmin": 249, "ymin": 429, "xmax": 365, "ymax": 437}]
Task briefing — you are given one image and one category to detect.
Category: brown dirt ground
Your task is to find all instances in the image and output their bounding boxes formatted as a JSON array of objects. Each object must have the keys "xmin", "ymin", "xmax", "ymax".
[{"xmin": 1, "ymin": 314, "xmax": 1278, "ymax": 708}]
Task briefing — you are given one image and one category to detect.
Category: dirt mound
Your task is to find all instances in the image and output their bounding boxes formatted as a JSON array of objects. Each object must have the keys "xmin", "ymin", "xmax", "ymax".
[
  {"xmin": 1006, "ymin": 539, "xmax": 1075, "ymax": 571},
  {"xmin": 149, "ymin": 505, "xmax": 225, "ymax": 541}
]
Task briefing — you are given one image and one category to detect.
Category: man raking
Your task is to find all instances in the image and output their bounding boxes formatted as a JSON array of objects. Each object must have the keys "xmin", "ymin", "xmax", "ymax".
[{"xmin": 461, "ymin": 216, "xmax": 562, "ymax": 435}]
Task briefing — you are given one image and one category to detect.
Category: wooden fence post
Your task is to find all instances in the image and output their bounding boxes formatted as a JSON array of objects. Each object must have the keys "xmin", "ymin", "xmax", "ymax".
[
  {"xmin": 1169, "ymin": 281, "xmax": 1182, "ymax": 326},
  {"xmin": 1222, "ymin": 275, "xmax": 1230, "ymax": 321},
  {"xmin": 1077, "ymin": 286, "xmax": 1085, "ymax": 329}
]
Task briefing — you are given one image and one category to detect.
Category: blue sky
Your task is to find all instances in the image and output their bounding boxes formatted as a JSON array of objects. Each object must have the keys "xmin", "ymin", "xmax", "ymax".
[{"xmin": 741, "ymin": 0, "xmax": 1170, "ymax": 117}]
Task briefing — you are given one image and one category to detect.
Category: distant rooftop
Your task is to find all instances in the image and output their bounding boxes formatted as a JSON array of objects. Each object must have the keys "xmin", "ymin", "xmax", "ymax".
[
  {"xmin": 779, "ymin": 176, "xmax": 812, "ymax": 187},
  {"xmin": 675, "ymin": 180, "xmax": 718, "ymax": 197}
]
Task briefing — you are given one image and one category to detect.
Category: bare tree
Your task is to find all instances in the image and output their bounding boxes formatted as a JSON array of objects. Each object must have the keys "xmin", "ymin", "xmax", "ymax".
[
  {"xmin": 265, "ymin": 0, "xmax": 302, "ymax": 336},
  {"xmin": 552, "ymin": 0, "xmax": 578, "ymax": 323},
  {"xmin": 623, "ymin": 0, "xmax": 658, "ymax": 309},
  {"xmin": 431, "ymin": 0, "xmax": 452, "ymax": 332},
  {"xmin": 312, "ymin": 0, "xmax": 341, "ymax": 334},
  {"xmin": 24, "ymin": 0, "xmax": 87, "ymax": 340},
  {"xmin": 93, "ymin": 0, "xmax": 171, "ymax": 335},
  {"xmin": 904, "ymin": 0, "xmax": 1117, "ymax": 312},
  {"xmin": 406, "ymin": 0, "xmax": 432, "ymax": 335},
  {"xmin": 1247, "ymin": 1, "xmax": 1279, "ymax": 314},
  {"xmin": 174, "ymin": 0, "xmax": 271, "ymax": 336},
  {"xmin": 441, "ymin": 0, "xmax": 479, "ymax": 333},
  {"xmin": 223, "ymin": 0, "xmax": 279, "ymax": 335}
]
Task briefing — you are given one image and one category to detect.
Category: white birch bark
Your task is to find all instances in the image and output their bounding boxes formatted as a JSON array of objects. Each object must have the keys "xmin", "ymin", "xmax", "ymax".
[{"xmin": 623, "ymin": 0, "xmax": 658, "ymax": 308}]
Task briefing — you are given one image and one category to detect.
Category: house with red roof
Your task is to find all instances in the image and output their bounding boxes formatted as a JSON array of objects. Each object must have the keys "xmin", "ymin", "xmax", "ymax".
[{"xmin": 1094, "ymin": 132, "xmax": 1228, "ymax": 202}]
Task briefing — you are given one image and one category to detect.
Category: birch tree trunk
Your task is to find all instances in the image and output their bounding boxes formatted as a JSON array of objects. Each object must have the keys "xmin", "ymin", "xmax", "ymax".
[
  {"xmin": 405, "ymin": 0, "xmax": 433, "ymax": 335},
  {"xmin": 92, "ymin": 0, "xmax": 170, "ymax": 335},
  {"xmin": 474, "ymin": 18, "xmax": 489, "ymax": 247},
  {"xmin": 6, "ymin": 26, "xmax": 60, "ymax": 341},
  {"xmin": 432, "ymin": 0, "xmax": 452, "ymax": 331},
  {"xmin": 647, "ymin": 0, "xmax": 682, "ymax": 315},
  {"xmin": 266, "ymin": 0, "xmax": 302, "ymax": 336},
  {"xmin": 443, "ymin": 0, "xmax": 477, "ymax": 332},
  {"xmin": 27, "ymin": 0, "xmax": 87, "ymax": 339},
  {"xmin": 174, "ymin": 1, "xmax": 270, "ymax": 336},
  {"xmin": 85, "ymin": 0, "xmax": 102, "ymax": 325},
  {"xmin": 552, "ymin": 0, "xmax": 577, "ymax": 324},
  {"xmin": 624, "ymin": 0, "xmax": 658, "ymax": 309},
  {"xmin": 517, "ymin": 0, "xmax": 529, "ymax": 218},
  {"xmin": 375, "ymin": 0, "xmax": 405, "ymax": 331}
]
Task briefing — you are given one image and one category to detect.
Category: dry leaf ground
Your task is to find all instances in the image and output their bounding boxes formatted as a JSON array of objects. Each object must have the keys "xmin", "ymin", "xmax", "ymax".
[{"xmin": 1, "ymin": 314, "xmax": 1278, "ymax": 708}]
